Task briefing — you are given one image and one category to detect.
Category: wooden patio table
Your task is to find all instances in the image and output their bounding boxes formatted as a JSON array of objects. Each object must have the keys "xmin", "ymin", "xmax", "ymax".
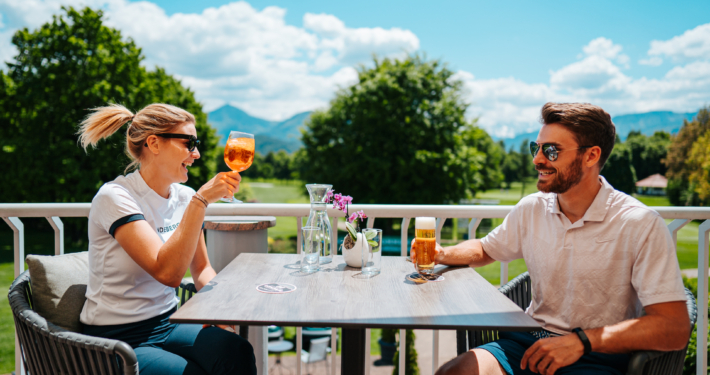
[{"xmin": 170, "ymin": 253, "xmax": 541, "ymax": 375}]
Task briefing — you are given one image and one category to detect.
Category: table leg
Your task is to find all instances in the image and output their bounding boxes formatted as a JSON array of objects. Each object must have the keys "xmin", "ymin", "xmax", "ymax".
[{"xmin": 341, "ymin": 328, "xmax": 366, "ymax": 375}]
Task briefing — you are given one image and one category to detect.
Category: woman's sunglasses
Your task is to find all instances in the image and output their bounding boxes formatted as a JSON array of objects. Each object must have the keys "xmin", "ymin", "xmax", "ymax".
[
  {"xmin": 529, "ymin": 142, "xmax": 592, "ymax": 162},
  {"xmin": 146, "ymin": 134, "xmax": 201, "ymax": 152}
]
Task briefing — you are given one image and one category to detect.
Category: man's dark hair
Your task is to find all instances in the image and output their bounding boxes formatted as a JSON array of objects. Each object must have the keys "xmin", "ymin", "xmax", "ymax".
[{"xmin": 540, "ymin": 102, "xmax": 616, "ymax": 170}]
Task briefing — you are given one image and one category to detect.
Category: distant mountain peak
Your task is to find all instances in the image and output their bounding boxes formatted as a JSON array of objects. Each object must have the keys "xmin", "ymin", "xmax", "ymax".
[{"xmin": 208, "ymin": 105, "xmax": 311, "ymax": 154}]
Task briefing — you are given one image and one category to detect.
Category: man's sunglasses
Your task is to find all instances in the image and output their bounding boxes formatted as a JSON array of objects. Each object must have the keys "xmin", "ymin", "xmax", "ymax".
[
  {"xmin": 146, "ymin": 134, "xmax": 201, "ymax": 152},
  {"xmin": 529, "ymin": 142, "xmax": 592, "ymax": 162}
]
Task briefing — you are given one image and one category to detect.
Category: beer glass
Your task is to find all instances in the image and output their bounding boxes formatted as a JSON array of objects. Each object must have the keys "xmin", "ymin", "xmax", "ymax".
[
  {"xmin": 221, "ymin": 131, "xmax": 255, "ymax": 203},
  {"xmin": 414, "ymin": 217, "xmax": 436, "ymax": 275},
  {"xmin": 301, "ymin": 226, "xmax": 321, "ymax": 274}
]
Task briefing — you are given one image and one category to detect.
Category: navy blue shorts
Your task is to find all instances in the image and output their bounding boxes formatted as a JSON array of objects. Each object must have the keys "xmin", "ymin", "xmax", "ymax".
[{"xmin": 477, "ymin": 331, "xmax": 629, "ymax": 375}]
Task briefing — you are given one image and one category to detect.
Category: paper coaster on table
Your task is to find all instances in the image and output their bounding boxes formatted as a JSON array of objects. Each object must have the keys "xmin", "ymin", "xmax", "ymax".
[
  {"xmin": 256, "ymin": 283, "xmax": 297, "ymax": 294},
  {"xmin": 406, "ymin": 273, "xmax": 444, "ymax": 283}
]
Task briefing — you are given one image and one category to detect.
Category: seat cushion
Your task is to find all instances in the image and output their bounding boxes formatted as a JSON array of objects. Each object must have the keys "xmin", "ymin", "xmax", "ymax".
[{"xmin": 26, "ymin": 252, "xmax": 89, "ymax": 332}]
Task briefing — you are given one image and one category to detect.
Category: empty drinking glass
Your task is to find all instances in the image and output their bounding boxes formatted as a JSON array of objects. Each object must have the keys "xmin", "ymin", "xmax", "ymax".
[
  {"xmin": 361, "ymin": 228, "xmax": 382, "ymax": 276},
  {"xmin": 301, "ymin": 226, "xmax": 321, "ymax": 274}
]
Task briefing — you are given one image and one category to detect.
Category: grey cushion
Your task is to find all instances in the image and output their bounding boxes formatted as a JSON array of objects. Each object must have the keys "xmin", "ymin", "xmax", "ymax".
[{"xmin": 26, "ymin": 252, "xmax": 89, "ymax": 332}]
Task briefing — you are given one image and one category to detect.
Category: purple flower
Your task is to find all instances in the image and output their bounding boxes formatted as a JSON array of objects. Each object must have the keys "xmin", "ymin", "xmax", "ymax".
[{"xmin": 347, "ymin": 212, "xmax": 358, "ymax": 223}]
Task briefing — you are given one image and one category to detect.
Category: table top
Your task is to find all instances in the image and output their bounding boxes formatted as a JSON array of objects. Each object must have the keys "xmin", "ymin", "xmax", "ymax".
[
  {"xmin": 204, "ymin": 216, "xmax": 276, "ymax": 231},
  {"xmin": 170, "ymin": 253, "xmax": 541, "ymax": 331}
]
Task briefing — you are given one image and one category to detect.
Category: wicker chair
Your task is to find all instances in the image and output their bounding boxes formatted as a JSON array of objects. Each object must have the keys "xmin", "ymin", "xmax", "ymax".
[
  {"xmin": 456, "ymin": 272, "xmax": 698, "ymax": 375},
  {"xmin": 9, "ymin": 270, "xmax": 198, "ymax": 375}
]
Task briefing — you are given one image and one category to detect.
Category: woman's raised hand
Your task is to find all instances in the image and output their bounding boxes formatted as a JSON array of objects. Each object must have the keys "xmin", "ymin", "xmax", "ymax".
[{"xmin": 197, "ymin": 171, "xmax": 241, "ymax": 203}]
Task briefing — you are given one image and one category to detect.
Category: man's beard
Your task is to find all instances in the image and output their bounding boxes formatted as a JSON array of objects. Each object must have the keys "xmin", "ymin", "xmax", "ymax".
[{"xmin": 536, "ymin": 154, "xmax": 584, "ymax": 194}]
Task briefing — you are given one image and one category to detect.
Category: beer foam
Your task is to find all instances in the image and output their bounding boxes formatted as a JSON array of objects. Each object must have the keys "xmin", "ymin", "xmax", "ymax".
[{"xmin": 415, "ymin": 217, "xmax": 436, "ymax": 229}]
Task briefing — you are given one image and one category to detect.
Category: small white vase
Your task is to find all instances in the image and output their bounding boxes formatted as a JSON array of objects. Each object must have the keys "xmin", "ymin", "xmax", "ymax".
[{"xmin": 343, "ymin": 232, "xmax": 365, "ymax": 268}]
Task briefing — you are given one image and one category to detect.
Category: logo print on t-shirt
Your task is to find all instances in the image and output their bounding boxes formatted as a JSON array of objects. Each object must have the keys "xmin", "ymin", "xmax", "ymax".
[{"xmin": 157, "ymin": 222, "xmax": 180, "ymax": 233}]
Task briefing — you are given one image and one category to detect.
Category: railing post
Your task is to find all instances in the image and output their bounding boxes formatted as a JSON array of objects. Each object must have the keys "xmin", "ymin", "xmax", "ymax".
[
  {"xmin": 697, "ymin": 220, "xmax": 710, "ymax": 375},
  {"xmin": 399, "ymin": 217, "xmax": 411, "ymax": 375},
  {"xmin": 401, "ymin": 218, "xmax": 411, "ymax": 257},
  {"xmin": 364, "ymin": 217, "xmax": 375, "ymax": 375},
  {"xmin": 46, "ymin": 216, "xmax": 64, "ymax": 255},
  {"xmin": 2, "ymin": 217, "xmax": 25, "ymax": 375},
  {"xmin": 297, "ymin": 216, "xmax": 303, "ymax": 254},
  {"xmin": 399, "ymin": 329, "xmax": 406, "ymax": 375},
  {"xmin": 667, "ymin": 219, "xmax": 690, "ymax": 244},
  {"xmin": 431, "ymin": 218, "xmax": 446, "ymax": 373},
  {"xmin": 331, "ymin": 216, "xmax": 338, "ymax": 375},
  {"xmin": 297, "ymin": 327, "xmax": 303, "ymax": 375}
]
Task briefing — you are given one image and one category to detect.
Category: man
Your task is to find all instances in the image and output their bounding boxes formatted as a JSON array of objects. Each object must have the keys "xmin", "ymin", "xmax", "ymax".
[{"xmin": 416, "ymin": 103, "xmax": 690, "ymax": 375}]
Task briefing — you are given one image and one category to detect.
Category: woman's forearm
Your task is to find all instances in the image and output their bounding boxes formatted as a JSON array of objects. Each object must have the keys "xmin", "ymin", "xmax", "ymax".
[{"xmin": 155, "ymin": 199, "xmax": 207, "ymax": 285}]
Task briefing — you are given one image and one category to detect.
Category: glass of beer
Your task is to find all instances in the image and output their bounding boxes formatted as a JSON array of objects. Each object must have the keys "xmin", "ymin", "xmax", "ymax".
[
  {"xmin": 414, "ymin": 217, "xmax": 436, "ymax": 275},
  {"xmin": 221, "ymin": 131, "xmax": 255, "ymax": 203}
]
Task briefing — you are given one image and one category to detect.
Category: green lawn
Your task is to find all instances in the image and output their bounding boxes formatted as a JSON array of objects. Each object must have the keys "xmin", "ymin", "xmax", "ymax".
[{"xmin": 0, "ymin": 262, "xmax": 15, "ymax": 374}]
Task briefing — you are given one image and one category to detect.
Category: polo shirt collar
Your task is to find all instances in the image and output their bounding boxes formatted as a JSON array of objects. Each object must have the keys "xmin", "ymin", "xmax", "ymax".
[{"xmin": 546, "ymin": 176, "xmax": 614, "ymax": 223}]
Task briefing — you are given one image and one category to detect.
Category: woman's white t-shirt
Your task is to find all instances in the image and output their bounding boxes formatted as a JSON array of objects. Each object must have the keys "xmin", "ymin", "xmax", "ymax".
[{"xmin": 80, "ymin": 170, "xmax": 196, "ymax": 326}]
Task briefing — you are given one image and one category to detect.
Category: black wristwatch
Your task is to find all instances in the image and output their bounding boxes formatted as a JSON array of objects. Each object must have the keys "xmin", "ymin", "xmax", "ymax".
[{"xmin": 572, "ymin": 328, "xmax": 592, "ymax": 355}]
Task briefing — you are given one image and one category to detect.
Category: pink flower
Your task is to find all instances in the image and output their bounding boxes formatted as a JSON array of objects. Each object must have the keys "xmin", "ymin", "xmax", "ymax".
[
  {"xmin": 347, "ymin": 210, "xmax": 367, "ymax": 224},
  {"xmin": 325, "ymin": 190, "xmax": 333, "ymax": 203}
]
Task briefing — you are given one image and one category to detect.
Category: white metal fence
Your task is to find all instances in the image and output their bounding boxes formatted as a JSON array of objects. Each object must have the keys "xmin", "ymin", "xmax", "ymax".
[{"xmin": 2, "ymin": 203, "xmax": 709, "ymax": 375}]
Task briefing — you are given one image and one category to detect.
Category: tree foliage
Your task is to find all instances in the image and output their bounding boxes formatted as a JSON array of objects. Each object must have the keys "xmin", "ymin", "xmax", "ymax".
[
  {"xmin": 300, "ymin": 55, "xmax": 503, "ymax": 204},
  {"xmin": 666, "ymin": 107, "xmax": 710, "ymax": 206},
  {"xmin": 601, "ymin": 138, "xmax": 637, "ymax": 194},
  {"xmin": 625, "ymin": 130, "xmax": 671, "ymax": 180},
  {"xmin": 0, "ymin": 7, "xmax": 218, "ymax": 206}
]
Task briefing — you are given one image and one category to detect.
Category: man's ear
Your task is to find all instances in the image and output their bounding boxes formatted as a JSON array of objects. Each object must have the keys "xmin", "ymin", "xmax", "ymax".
[{"xmin": 586, "ymin": 146, "xmax": 602, "ymax": 168}]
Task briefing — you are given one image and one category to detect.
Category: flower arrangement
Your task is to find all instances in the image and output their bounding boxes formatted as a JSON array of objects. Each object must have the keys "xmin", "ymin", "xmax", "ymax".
[{"xmin": 326, "ymin": 191, "xmax": 378, "ymax": 249}]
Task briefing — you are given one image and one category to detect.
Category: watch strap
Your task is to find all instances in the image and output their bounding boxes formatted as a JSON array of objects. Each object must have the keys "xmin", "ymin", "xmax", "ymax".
[{"xmin": 572, "ymin": 328, "xmax": 592, "ymax": 355}]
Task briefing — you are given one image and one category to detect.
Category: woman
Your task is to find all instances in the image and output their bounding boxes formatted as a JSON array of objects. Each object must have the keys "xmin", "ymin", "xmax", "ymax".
[{"xmin": 78, "ymin": 103, "xmax": 255, "ymax": 375}]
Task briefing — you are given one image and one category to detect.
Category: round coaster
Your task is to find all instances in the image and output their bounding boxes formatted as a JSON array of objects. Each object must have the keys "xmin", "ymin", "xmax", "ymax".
[
  {"xmin": 406, "ymin": 272, "xmax": 445, "ymax": 283},
  {"xmin": 256, "ymin": 283, "xmax": 297, "ymax": 294}
]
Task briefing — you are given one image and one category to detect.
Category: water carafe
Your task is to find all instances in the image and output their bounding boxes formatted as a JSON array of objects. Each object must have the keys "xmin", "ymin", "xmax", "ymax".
[{"xmin": 305, "ymin": 184, "xmax": 333, "ymax": 264}]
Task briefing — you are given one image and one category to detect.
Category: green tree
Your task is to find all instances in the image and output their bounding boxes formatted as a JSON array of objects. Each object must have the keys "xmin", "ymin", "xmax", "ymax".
[
  {"xmin": 666, "ymin": 107, "xmax": 710, "ymax": 206},
  {"xmin": 625, "ymin": 130, "xmax": 671, "ymax": 180},
  {"xmin": 601, "ymin": 140, "xmax": 637, "ymax": 194},
  {"xmin": 0, "ymin": 7, "xmax": 218, "ymax": 240},
  {"xmin": 392, "ymin": 329, "xmax": 419, "ymax": 375},
  {"xmin": 518, "ymin": 139, "xmax": 536, "ymax": 198},
  {"xmin": 300, "ymin": 55, "xmax": 502, "ymax": 205}
]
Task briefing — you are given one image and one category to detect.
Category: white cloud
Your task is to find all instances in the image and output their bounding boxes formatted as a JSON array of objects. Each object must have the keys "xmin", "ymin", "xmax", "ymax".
[
  {"xmin": 639, "ymin": 56, "xmax": 663, "ymax": 66},
  {"xmin": 456, "ymin": 33, "xmax": 710, "ymax": 138},
  {"xmin": 648, "ymin": 23, "xmax": 710, "ymax": 61},
  {"xmin": 0, "ymin": 0, "xmax": 415, "ymax": 120}
]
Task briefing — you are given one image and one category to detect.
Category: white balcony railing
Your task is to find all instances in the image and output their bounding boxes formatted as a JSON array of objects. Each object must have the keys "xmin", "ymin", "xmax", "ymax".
[{"xmin": 2, "ymin": 203, "xmax": 710, "ymax": 375}]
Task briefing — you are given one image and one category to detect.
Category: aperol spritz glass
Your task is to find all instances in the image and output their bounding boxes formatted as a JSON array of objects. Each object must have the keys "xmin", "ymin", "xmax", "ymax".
[{"xmin": 221, "ymin": 131, "xmax": 255, "ymax": 203}]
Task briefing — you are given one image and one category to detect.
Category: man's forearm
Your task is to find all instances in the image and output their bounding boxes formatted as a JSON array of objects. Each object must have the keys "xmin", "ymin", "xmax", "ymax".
[
  {"xmin": 439, "ymin": 239, "xmax": 496, "ymax": 267},
  {"xmin": 585, "ymin": 301, "xmax": 690, "ymax": 354}
]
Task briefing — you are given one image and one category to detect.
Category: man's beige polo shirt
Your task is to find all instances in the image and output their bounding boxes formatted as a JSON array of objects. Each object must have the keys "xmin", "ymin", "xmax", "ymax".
[{"xmin": 480, "ymin": 176, "xmax": 687, "ymax": 335}]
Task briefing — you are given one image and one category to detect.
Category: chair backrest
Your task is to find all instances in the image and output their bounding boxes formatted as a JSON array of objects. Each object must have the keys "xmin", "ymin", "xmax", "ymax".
[
  {"xmin": 306, "ymin": 336, "xmax": 331, "ymax": 363},
  {"xmin": 9, "ymin": 270, "xmax": 138, "ymax": 375}
]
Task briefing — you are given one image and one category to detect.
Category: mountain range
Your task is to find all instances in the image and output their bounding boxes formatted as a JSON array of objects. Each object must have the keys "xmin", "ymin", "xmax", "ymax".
[
  {"xmin": 495, "ymin": 111, "xmax": 698, "ymax": 151},
  {"xmin": 207, "ymin": 105, "xmax": 698, "ymax": 154},
  {"xmin": 207, "ymin": 105, "xmax": 311, "ymax": 154}
]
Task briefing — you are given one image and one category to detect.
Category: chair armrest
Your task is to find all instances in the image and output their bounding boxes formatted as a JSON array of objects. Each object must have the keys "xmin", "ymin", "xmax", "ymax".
[
  {"xmin": 177, "ymin": 280, "xmax": 197, "ymax": 306},
  {"xmin": 626, "ymin": 350, "xmax": 665, "ymax": 375}
]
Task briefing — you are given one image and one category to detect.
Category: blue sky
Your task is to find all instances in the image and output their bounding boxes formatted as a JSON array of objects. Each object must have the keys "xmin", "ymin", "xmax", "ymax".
[
  {"xmin": 151, "ymin": 0, "xmax": 710, "ymax": 82},
  {"xmin": 1, "ymin": 0, "xmax": 709, "ymax": 137}
]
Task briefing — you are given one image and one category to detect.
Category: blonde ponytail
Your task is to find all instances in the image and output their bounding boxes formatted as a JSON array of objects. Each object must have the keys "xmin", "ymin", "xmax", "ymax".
[
  {"xmin": 78, "ymin": 104, "xmax": 134, "ymax": 151},
  {"xmin": 77, "ymin": 103, "xmax": 196, "ymax": 173}
]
